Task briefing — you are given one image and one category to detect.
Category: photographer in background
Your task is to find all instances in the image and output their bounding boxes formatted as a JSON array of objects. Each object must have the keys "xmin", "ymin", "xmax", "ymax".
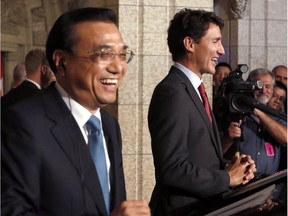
[
  {"xmin": 221, "ymin": 68, "xmax": 287, "ymax": 176},
  {"xmin": 213, "ymin": 62, "xmax": 232, "ymax": 96}
]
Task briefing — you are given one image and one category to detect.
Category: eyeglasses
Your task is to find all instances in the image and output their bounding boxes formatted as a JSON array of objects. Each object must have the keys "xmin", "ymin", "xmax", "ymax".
[
  {"xmin": 262, "ymin": 83, "xmax": 273, "ymax": 90},
  {"xmin": 70, "ymin": 47, "xmax": 134, "ymax": 64},
  {"xmin": 272, "ymin": 93, "xmax": 286, "ymax": 103}
]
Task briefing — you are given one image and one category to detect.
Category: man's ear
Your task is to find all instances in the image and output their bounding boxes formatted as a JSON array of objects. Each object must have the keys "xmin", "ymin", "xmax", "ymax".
[
  {"xmin": 183, "ymin": 37, "xmax": 195, "ymax": 52},
  {"xmin": 53, "ymin": 49, "xmax": 66, "ymax": 68},
  {"xmin": 40, "ymin": 65, "xmax": 48, "ymax": 75}
]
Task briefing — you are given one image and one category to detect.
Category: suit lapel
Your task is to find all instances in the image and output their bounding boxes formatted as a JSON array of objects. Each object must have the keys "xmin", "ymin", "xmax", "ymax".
[
  {"xmin": 172, "ymin": 67, "xmax": 222, "ymax": 158},
  {"xmin": 43, "ymin": 85, "xmax": 108, "ymax": 216}
]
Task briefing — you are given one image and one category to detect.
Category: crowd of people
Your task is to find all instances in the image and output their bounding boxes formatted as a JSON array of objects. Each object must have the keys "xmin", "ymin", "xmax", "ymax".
[
  {"xmin": 2, "ymin": 49, "xmax": 55, "ymax": 110},
  {"xmin": 1, "ymin": 7, "xmax": 287, "ymax": 216}
]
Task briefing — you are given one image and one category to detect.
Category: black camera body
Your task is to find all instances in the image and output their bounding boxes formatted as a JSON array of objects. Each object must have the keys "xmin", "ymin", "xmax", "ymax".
[{"xmin": 223, "ymin": 64, "xmax": 263, "ymax": 114}]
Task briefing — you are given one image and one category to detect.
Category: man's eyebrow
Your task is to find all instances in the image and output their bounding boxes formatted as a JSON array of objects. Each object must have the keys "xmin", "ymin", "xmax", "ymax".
[{"xmin": 96, "ymin": 44, "xmax": 129, "ymax": 50}]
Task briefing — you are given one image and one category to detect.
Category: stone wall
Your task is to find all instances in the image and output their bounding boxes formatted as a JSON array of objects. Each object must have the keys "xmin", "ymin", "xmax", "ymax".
[{"xmin": 216, "ymin": 0, "xmax": 287, "ymax": 79}]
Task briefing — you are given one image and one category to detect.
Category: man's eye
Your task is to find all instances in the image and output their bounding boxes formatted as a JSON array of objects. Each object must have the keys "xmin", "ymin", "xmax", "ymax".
[
  {"xmin": 90, "ymin": 53, "xmax": 101, "ymax": 61},
  {"xmin": 101, "ymin": 51, "xmax": 112, "ymax": 60},
  {"xmin": 118, "ymin": 53, "xmax": 127, "ymax": 61}
]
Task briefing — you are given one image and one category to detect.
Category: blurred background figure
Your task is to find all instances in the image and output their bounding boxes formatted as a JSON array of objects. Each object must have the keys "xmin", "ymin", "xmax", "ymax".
[
  {"xmin": 267, "ymin": 80, "xmax": 287, "ymax": 173},
  {"xmin": 41, "ymin": 64, "xmax": 55, "ymax": 89},
  {"xmin": 11, "ymin": 63, "xmax": 26, "ymax": 88},
  {"xmin": 272, "ymin": 65, "xmax": 287, "ymax": 87},
  {"xmin": 1, "ymin": 48, "xmax": 50, "ymax": 110},
  {"xmin": 213, "ymin": 62, "xmax": 232, "ymax": 96},
  {"xmin": 272, "ymin": 65, "xmax": 287, "ymax": 114},
  {"xmin": 268, "ymin": 80, "xmax": 287, "ymax": 113},
  {"xmin": 213, "ymin": 62, "xmax": 232, "ymax": 132}
]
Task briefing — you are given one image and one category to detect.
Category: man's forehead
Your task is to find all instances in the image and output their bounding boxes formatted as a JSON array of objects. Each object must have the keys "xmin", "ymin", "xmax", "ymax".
[
  {"xmin": 275, "ymin": 70, "xmax": 287, "ymax": 77},
  {"xmin": 255, "ymin": 74, "xmax": 273, "ymax": 81},
  {"xmin": 275, "ymin": 87, "xmax": 287, "ymax": 95}
]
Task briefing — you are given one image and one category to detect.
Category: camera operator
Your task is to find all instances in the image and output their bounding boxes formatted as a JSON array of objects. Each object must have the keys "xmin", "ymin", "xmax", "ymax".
[{"xmin": 221, "ymin": 68, "xmax": 287, "ymax": 177}]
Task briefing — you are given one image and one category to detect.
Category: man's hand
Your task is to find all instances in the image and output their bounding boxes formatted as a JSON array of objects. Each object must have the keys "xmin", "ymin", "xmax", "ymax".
[
  {"xmin": 257, "ymin": 199, "xmax": 279, "ymax": 212},
  {"xmin": 227, "ymin": 120, "xmax": 242, "ymax": 140},
  {"xmin": 111, "ymin": 200, "xmax": 151, "ymax": 216},
  {"xmin": 225, "ymin": 154, "xmax": 256, "ymax": 187},
  {"xmin": 241, "ymin": 155, "xmax": 257, "ymax": 184}
]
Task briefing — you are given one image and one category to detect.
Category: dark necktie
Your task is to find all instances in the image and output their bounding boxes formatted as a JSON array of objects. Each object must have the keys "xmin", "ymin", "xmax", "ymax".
[
  {"xmin": 198, "ymin": 83, "xmax": 212, "ymax": 123},
  {"xmin": 86, "ymin": 115, "xmax": 110, "ymax": 214}
]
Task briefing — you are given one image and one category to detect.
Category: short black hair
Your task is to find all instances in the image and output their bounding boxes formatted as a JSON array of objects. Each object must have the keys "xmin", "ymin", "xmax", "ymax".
[
  {"xmin": 46, "ymin": 7, "xmax": 118, "ymax": 73},
  {"xmin": 275, "ymin": 80, "xmax": 287, "ymax": 94},
  {"xmin": 167, "ymin": 9, "xmax": 224, "ymax": 62},
  {"xmin": 216, "ymin": 62, "xmax": 232, "ymax": 71}
]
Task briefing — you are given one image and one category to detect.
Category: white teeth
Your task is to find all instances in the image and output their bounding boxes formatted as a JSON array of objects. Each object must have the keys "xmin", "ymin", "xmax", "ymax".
[
  {"xmin": 212, "ymin": 58, "xmax": 218, "ymax": 63},
  {"xmin": 101, "ymin": 79, "xmax": 118, "ymax": 84}
]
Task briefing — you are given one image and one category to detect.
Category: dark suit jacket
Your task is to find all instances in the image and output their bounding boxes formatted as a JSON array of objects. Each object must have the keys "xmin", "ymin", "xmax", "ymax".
[
  {"xmin": 1, "ymin": 80, "xmax": 41, "ymax": 110},
  {"xmin": 1, "ymin": 83, "xmax": 126, "ymax": 216},
  {"xmin": 148, "ymin": 66, "xmax": 230, "ymax": 216}
]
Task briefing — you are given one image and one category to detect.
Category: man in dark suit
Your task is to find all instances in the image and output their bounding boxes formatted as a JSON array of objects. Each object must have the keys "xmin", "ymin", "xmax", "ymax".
[
  {"xmin": 11, "ymin": 63, "xmax": 26, "ymax": 88},
  {"xmin": 1, "ymin": 49, "xmax": 51, "ymax": 110},
  {"xmin": 148, "ymin": 9, "xmax": 256, "ymax": 216},
  {"xmin": 2, "ymin": 7, "xmax": 150, "ymax": 216}
]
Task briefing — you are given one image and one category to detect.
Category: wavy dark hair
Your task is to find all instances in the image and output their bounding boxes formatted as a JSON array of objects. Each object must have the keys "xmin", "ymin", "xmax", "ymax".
[
  {"xmin": 46, "ymin": 7, "xmax": 118, "ymax": 73},
  {"xmin": 167, "ymin": 9, "xmax": 224, "ymax": 62}
]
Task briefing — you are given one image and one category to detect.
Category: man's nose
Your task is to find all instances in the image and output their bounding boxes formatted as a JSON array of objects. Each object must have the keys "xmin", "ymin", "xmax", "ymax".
[
  {"xmin": 218, "ymin": 43, "xmax": 225, "ymax": 55},
  {"xmin": 107, "ymin": 56, "xmax": 125, "ymax": 74}
]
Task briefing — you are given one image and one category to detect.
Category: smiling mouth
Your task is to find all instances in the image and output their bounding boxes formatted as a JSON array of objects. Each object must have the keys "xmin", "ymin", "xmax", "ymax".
[
  {"xmin": 211, "ymin": 58, "xmax": 218, "ymax": 63},
  {"xmin": 100, "ymin": 79, "xmax": 118, "ymax": 85}
]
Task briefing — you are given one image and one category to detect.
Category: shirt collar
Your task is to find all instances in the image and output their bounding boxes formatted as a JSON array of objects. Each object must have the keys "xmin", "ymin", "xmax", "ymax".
[
  {"xmin": 173, "ymin": 62, "xmax": 203, "ymax": 89},
  {"xmin": 55, "ymin": 82, "xmax": 101, "ymax": 128},
  {"xmin": 26, "ymin": 79, "xmax": 41, "ymax": 89}
]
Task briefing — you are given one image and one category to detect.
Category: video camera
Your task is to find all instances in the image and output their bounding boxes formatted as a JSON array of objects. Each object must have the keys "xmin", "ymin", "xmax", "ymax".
[{"xmin": 222, "ymin": 64, "xmax": 263, "ymax": 114}]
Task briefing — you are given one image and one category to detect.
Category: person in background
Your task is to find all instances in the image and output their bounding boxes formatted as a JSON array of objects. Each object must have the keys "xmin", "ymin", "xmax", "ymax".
[
  {"xmin": 11, "ymin": 63, "xmax": 26, "ymax": 88},
  {"xmin": 220, "ymin": 68, "xmax": 287, "ymax": 215},
  {"xmin": 213, "ymin": 62, "xmax": 232, "ymax": 131},
  {"xmin": 1, "ymin": 63, "xmax": 26, "ymax": 101},
  {"xmin": 148, "ymin": 8, "xmax": 256, "ymax": 216},
  {"xmin": 1, "ymin": 48, "xmax": 51, "ymax": 109},
  {"xmin": 272, "ymin": 65, "xmax": 287, "ymax": 114},
  {"xmin": 268, "ymin": 80, "xmax": 287, "ymax": 113},
  {"xmin": 41, "ymin": 64, "xmax": 56, "ymax": 89},
  {"xmin": 222, "ymin": 68, "xmax": 287, "ymax": 176},
  {"xmin": 213, "ymin": 61, "xmax": 232, "ymax": 96},
  {"xmin": 2, "ymin": 7, "xmax": 150, "ymax": 216},
  {"xmin": 267, "ymin": 80, "xmax": 287, "ymax": 173},
  {"xmin": 272, "ymin": 65, "xmax": 287, "ymax": 87}
]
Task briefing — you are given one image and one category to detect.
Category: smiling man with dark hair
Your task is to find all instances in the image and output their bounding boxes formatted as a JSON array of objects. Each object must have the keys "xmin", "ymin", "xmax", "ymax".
[{"xmin": 2, "ymin": 7, "xmax": 149, "ymax": 216}]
